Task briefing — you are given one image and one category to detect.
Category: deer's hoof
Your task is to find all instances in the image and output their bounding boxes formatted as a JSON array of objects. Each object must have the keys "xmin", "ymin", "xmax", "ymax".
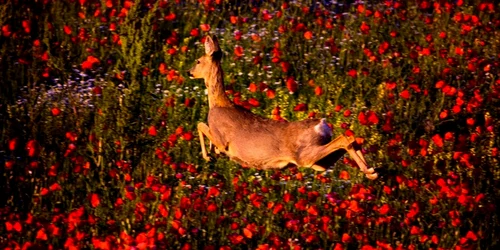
[
  {"xmin": 366, "ymin": 173, "xmax": 378, "ymax": 180},
  {"xmin": 365, "ymin": 168, "xmax": 376, "ymax": 174},
  {"xmin": 203, "ymin": 155, "xmax": 212, "ymax": 162}
]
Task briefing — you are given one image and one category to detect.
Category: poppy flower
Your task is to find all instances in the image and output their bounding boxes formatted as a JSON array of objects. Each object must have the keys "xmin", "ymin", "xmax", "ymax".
[
  {"xmin": 51, "ymin": 107, "xmax": 61, "ymax": 116},
  {"xmin": 293, "ymin": 103, "xmax": 307, "ymax": 111},
  {"xmin": 64, "ymin": 25, "xmax": 72, "ymax": 35},
  {"xmin": 339, "ymin": 170, "xmax": 350, "ymax": 180},
  {"xmin": 36, "ymin": 228, "xmax": 48, "ymax": 240},
  {"xmin": 230, "ymin": 16, "xmax": 238, "ymax": 24},
  {"xmin": 280, "ymin": 61, "xmax": 290, "ymax": 72},
  {"xmin": 358, "ymin": 111, "xmax": 379, "ymax": 126},
  {"xmin": 360, "ymin": 22, "xmax": 370, "ymax": 34},
  {"xmin": 410, "ymin": 226, "xmax": 421, "ymax": 235},
  {"xmin": 400, "ymin": 89, "xmax": 411, "ymax": 99},
  {"xmin": 90, "ymin": 193, "xmax": 100, "ymax": 208},
  {"xmin": 13, "ymin": 222, "xmax": 22, "ymax": 232},
  {"xmin": 261, "ymin": 9, "xmax": 273, "ymax": 21},
  {"xmin": 273, "ymin": 203, "xmax": 284, "ymax": 214},
  {"xmin": 8, "ymin": 138, "xmax": 18, "ymax": 151},
  {"xmin": 265, "ymin": 89, "xmax": 276, "ymax": 99},
  {"xmin": 379, "ymin": 204, "xmax": 390, "ymax": 215},
  {"xmin": 248, "ymin": 98, "xmax": 260, "ymax": 107},
  {"xmin": 234, "ymin": 46, "xmax": 244, "ymax": 57},
  {"xmin": 243, "ymin": 228, "xmax": 253, "ymax": 238},
  {"xmin": 26, "ymin": 140, "xmax": 40, "ymax": 157},
  {"xmin": 81, "ymin": 56, "xmax": 99, "ymax": 70},
  {"xmin": 304, "ymin": 30, "xmax": 313, "ymax": 40},
  {"xmin": 432, "ymin": 134, "xmax": 444, "ymax": 147},
  {"xmin": 314, "ymin": 86, "xmax": 323, "ymax": 96},
  {"xmin": 190, "ymin": 28, "xmax": 199, "ymax": 37},
  {"xmin": 49, "ymin": 183, "xmax": 61, "ymax": 192},
  {"xmin": 1, "ymin": 24, "xmax": 11, "ymax": 37},
  {"xmin": 286, "ymin": 76, "xmax": 297, "ymax": 93},
  {"xmin": 307, "ymin": 205, "xmax": 319, "ymax": 216},
  {"xmin": 148, "ymin": 126, "xmax": 157, "ymax": 136},
  {"xmin": 348, "ymin": 69, "xmax": 357, "ymax": 78},
  {"xmin": 341, "ymin": 233, "xmax": 352, "ymax": 243}
]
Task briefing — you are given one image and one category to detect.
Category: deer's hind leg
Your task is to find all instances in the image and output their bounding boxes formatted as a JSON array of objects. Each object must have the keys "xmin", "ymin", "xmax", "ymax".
[
  {"xmin": 308, "ymin": 135, "xmax": 378, "ymax": 180},
  {"xmin": 197, "ymin": 122, "xmax": 225, "ymax": 161}
]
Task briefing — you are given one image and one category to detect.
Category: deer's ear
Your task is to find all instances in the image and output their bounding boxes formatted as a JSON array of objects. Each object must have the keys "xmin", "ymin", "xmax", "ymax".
[{"xmin": 205, "ymin": 35, "xmax": 222, "ymax": 60}]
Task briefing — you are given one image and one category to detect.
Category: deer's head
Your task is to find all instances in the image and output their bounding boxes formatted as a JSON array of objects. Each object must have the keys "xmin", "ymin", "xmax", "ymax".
[{"xmin": 187, "ymin": 36, "xmax": 222, "ymax": 84}]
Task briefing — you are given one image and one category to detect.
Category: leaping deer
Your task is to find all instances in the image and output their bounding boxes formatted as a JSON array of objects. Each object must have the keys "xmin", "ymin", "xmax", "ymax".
[{"xmin": 187, "ymin": 36, "xmax": 377, "ymax": 180}]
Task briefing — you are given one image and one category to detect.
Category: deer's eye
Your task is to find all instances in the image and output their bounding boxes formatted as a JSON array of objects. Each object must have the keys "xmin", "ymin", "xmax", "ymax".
[{"xmin": 197, "ymin": 60, "xmax": 201, "ymax": 64}]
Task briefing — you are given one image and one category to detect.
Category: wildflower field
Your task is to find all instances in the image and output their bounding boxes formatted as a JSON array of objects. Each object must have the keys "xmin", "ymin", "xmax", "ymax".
[{"xmin": 1, "ymin": 0, "xmax": 500, "ymax": 249}]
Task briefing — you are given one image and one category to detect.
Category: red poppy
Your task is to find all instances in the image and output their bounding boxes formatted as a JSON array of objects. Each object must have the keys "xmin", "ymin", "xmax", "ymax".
[
  {"xmin": 358, "ymin": 111, "xmax": 379, "ymax": 126},
  {"xmin": 432, "ymin": 134, "xmax": 444, "ymax": 147},
  {"xmin": 26, "ymin": 140, "xmax": 40, "ymax": 157},
  {"xmin": 272, "ymin": 203, "xmax": 284, "ymax": 214},
  {"xmin": 243, "ymin": 228, "xmax": 253, "ymax": 238},
  {"xmin": 266, "ymin": 89, "xmax": 276, "ymax": 99},
  {"xmin": 159, "ymin": 62, "xmax": 168, "ymax": 75},
  {"xmin": 377, "ymin": 204, "xmax": 390, "ymax": 215},
  {"xmin": 248, "ymin": 98, "xmax": 260, "ymax": 107},
  {"xmin": 230, "ymin": 16, "xmax": 238, "ymax": 24},
  {"xmin": 1, "ymin": 25, "xmax": 11, "ymax": 37},
  {"xmin": 348, "ymin": 69, "xmax": 357, "ymax": 78},
  {"xmin": 234, "ymin": 46, "xmax": 244, "ymax": 57},
  {"xmin": 400, "ymin": 89, "xmax": 411, "ymax": 99},
  {"xmin": 148, "ymin": 125, "xmax": 157, "ymax": 136},
  {"xmin": 247, "ymin": 83, "xmax": 257, "ymax": 93},
  {"xmin": 36, "ymin": 228, "xmax": 48, "ymax": 240},
  {"xmin": 307, "ymin": 205, "xmax": 319, "ymax": 215},
  {"xmin": 360, "ymin": 22, "xmax": 370, "ymax": 34},
  {"xmin": 51, "ymin": 107, "xmax": 61, "ymax": 116},
  {"xmin": 81, "ymin": 56, "xmax": 99, "ymax": 70},
  {"xmin": 280, "ymin": 61, "xmax": 290, "ymax": 72},
  {"xmin": 207, "ymin": 186, "xmax": 220, "ymax": 198},
  {"xmin": 304, "ymin": 30, "xmax": 313, "ymax": 40},
  {"xmin": 261, "ymin": 9, "xmax": 273, "ymax": 21},
  {"xmin": 314, "ymin": 86, "xmax": 323, "ymax": 96},
  {"xmin": 64, "ymin": 25, "xmax": 72, "ymax": 35},
  {"xmin": 49, "ymin": 183, "xmax": 61, "ymax": 192},
  {"xmin": 286, "ymin": 76, "xmax": 297, "ymax": 93},
  {"xmin": 164, "ymin": 12, "xmax": 176, "ymax": 21},
  {"xmin": 341, "ymin": 233, "xmax": 352, "ymax": 243},
  {"xmin": 439, "ymin": 109, "xmax": 448, "ymax": 119},
  {"xmin": 431, "ymin": 235, "xmax": 439, "ymax": 244},
  {"xmin": 13, "ymin": 222, "xmax": 22, "ymax": 232},
  {"xmin": 293, "ymin": 103, "xmax": 307, "ymax": 111},
  {"xmin": 90, "ymin": 193, "xmax": 100, "ymax": 208},
  {"xmin": 8, "ymin": 138, "xmax": 18, "ymax": 151},
  {"xmin": 22, "ymin": 20, "xmax": 31, "ymax": 33},
  {"xmin": 339, "ymin": 170, "xmax": 350, "ymax": 180},
  {"xmin": 410, "ymin": 226, "xmax": 421, "ymax": 235},
  {"xmin": 228, "ymin": 233, "xmax": 244, "ymax": 244},
  {"xmin": 182, "ymin": 131, "xmax": 194, "ymax": 141}
]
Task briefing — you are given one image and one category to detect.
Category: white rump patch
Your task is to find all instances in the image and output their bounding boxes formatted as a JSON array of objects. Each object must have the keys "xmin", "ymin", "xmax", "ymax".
[{"xmin": 314, "ymin": 119, "xmax": 333, "ymax": 137}]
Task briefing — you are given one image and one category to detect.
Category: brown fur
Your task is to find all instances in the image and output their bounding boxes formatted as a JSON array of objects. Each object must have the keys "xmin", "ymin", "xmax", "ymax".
[{"xmin": 188, "ymin": 36, "xmax": 377, "ymax": 179}]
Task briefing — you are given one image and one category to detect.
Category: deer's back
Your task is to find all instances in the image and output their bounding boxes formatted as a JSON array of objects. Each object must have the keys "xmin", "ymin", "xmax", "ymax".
[{"xmin": 207, "ymin": 106, "xmax": 332, "ymax": 169}]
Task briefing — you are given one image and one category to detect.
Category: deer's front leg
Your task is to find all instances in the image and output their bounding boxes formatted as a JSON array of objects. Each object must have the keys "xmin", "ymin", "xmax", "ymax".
[
  {"xmin": 197, "ymin": 123, "xmax": 212, "ymax": 161},
  {"xmin": 197, "ymin": 123, "xmax": 225, "ymax": 161}
]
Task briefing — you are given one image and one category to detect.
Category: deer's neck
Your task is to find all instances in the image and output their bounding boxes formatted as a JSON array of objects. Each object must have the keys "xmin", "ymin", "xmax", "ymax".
[{"xmin": 206, "ymin": 63, "xmax": 233, "ymax": 109}]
